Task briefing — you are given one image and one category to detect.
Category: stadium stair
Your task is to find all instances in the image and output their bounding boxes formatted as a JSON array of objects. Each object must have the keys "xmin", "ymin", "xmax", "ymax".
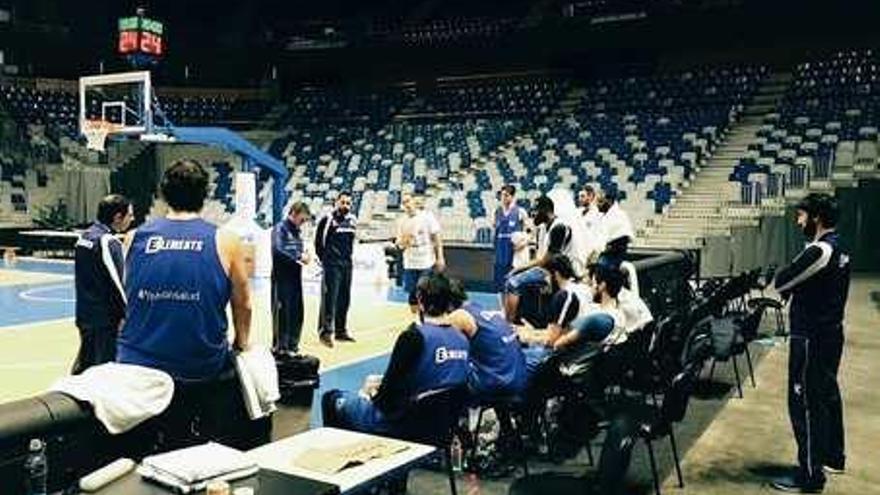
[{"xmin": 636, "ymin": 72, "xmax": 793, "ymax": 250}]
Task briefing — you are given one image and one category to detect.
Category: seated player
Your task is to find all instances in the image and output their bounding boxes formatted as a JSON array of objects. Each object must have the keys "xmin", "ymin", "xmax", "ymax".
[
  {"xmin": 446, "ymin": 281, "xmax": 529, "ymax": 399},
  {"xmin": 517, "ymin": 255, "xmax": 622, "ymax": 352},
  {"xmin": 322, "ymin": 272, "xmax": 469, "ymax": 436},
  {"xmin": 502, "ymin": 195, "xmax": 578, "ymax": 324},
  {"xmin": 552, "ymin": 262, "xmax": 628, "ymax": 351}
]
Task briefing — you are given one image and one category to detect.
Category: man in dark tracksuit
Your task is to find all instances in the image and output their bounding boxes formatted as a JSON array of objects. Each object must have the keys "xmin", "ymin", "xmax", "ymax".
[
  {"xmin": 272, "ymin": 202, "xmax": 311, "ymax": 355},
  {"xmin": 771, "ymin": 193, "xmax": 850, "ymax": 493},
  {"xmin": 73, "ymin": 194, "xmax": 133, "ymax": 374},
  {"xmin": 315, "ymin": 192, "xmax": 357, "ymax": 348}
]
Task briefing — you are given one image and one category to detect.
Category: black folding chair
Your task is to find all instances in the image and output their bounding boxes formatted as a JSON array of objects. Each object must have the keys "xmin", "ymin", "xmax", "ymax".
[{"xmin": 397, "ymin": 386, "xmax": 470, "ymax": 495}]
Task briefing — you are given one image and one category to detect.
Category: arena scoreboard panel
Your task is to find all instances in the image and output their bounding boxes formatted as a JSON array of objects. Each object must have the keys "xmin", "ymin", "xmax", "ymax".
[{"xmin": 118, "ymin": 15, "xmax": 164, "ymax": 61}]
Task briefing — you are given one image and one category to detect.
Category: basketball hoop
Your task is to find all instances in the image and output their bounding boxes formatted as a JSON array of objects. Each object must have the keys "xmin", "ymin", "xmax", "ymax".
[{"xmin": 82, "ymin": 119, "xmax": 124, "ymax": 152}]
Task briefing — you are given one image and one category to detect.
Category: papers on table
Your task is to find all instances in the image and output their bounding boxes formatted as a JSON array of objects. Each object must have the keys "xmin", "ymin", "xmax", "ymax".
[
  {"xmin": 293, "ymin": 439, "xmax": 411, "ymax": 475},
  {"xmin": 137, "ymin": 442, "xmax": 258, "ymax": 493}
]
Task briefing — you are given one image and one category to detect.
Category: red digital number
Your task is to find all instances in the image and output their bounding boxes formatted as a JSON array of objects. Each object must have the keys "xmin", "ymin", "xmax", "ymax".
[
  {"xmin": 118, "ymin": 31, "xmax": 139, "ymax": 54},
  {"xmin": 140, "ymin": 32, "xmax": 164, "ymax": 56}
]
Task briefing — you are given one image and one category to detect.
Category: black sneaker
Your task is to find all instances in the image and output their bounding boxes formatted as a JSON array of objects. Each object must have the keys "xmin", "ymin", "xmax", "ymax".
[
  {"xmin": 770, "ymin": 474, "xmax": 824, "ymax": 493},
  {"xmin": 319, "ymin": 333, "xmax": 334, "ymax": 348},
  {"xmin": 336, "ymin": 332, "xmax": 357, "ymax": 343}
]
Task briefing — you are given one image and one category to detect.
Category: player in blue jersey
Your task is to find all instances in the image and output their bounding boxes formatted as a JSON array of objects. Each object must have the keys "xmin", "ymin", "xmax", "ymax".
[
  {"xmin": 322, "ymin": 272, "xmax": 469, "ymax": 437},
  {"xmin": 446, "ymin": 281, "xmax": 528, "ymax": 399},
  {"xmin": 494, "ymin": 185, "xmax": 529, "ymax": 292},
  {"xmin": 118, "ymin": 159, "xmax": 255, "ymax": 450}
]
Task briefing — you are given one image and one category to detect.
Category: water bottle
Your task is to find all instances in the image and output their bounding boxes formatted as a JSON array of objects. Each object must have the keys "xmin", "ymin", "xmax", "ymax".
[
  {"xmin": 24, "ymin": 438, "xmax": 48, "ymax": 495},
  {"xmin": 450, "ymin": 435, "xmax": 463, "ymax": 472}
]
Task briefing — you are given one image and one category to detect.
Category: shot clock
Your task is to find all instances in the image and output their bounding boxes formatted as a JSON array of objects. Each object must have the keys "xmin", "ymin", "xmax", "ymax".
[{"xmin": 118, "ymin": 11, "xmax": 164, "ymax": 66}]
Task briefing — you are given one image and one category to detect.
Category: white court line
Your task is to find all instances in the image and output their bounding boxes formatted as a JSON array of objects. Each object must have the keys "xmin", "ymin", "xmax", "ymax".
[
  {"xmin": 18, "ymin": 284, "xmax": 75, "ymax": 303},
  {"xmin": 18, "ymin": 257, "xmax": 74, "ymax": 265}
]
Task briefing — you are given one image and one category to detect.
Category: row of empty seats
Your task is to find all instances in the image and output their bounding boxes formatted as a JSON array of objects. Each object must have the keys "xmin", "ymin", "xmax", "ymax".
[
  {"xmin": 274, "ymin": 66, "xmax": 767, "ymax": 240},
  {"xmin": 0, "ymin": 83, "xmax": 271, "ymax": 137},
  {"xmin": 731, "ymin": 50, "xmax": 879, "ymax": 206}
]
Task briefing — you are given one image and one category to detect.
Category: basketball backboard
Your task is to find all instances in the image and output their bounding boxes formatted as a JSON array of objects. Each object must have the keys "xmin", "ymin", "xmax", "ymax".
[{"xmin": 78, "ymin": 71, "xmax": 157, "ymax": 150}]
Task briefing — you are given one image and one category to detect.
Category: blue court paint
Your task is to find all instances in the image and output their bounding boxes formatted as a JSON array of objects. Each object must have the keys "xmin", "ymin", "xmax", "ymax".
[
  {"xmin": 0, "ymin": 282, "xmax": 75, "ymax": 326},
  {"xmin": 19, "ymin": 284, "xmax": 76, "ymax": 303},
  {"xmin": 309, "ymin": 354, "xmax": 390, "ymax": 427},
  {"xmin": 6, "ymin": 259, "xmax": 74, "ymax": 275}
]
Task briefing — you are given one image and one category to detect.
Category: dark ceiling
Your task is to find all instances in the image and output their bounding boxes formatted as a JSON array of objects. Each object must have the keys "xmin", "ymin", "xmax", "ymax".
[{"xmin": 1, "ymin": 0, "xmax": 878, "ymax": 86}]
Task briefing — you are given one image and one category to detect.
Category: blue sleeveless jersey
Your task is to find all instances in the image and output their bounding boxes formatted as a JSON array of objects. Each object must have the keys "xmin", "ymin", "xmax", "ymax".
[
  {"xmin": 494, "ymin": 206, "xmax": 524, "ymax": 267},
  {"xmin": 462, "ymin": 301, "xmax": 528, "ymax": 396},
  {"xmin": 409, "ymin": 322, "xmax": 469, "ymax": 398},
  {"xmin": 118, "ymin": 218, "xmax": 232, "ymax": 381}
]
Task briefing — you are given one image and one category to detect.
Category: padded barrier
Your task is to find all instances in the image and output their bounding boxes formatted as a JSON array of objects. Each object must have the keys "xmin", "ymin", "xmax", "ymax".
[{"xmin": 0, "ymin": 374, "xmax": 272, "ymax": 493}]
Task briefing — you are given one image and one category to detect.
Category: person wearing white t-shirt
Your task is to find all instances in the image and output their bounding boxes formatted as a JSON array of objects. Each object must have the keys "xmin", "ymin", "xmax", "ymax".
[
  {"xmin": 578, "ymin": 184, "xmax": 606, "ymax": 262},
  {"xmin": 395, "ymin": 193, "xmax": 445, "ymax": 305}
]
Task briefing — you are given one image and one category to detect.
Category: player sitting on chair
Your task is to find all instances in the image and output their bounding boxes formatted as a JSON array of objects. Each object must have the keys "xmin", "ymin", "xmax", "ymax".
[
  {"xmin": 322, "ymin": 272, "xmax": 469, "ymax": 436},
  {"xmin": 445, "ymin": 280, "xmax": 529, "ymax": 399}
]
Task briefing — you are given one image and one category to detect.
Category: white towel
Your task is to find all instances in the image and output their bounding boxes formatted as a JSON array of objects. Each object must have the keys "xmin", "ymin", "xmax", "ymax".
[
  {"xmin": 51, "ymin": 363, "xmax": 174, "ymax": 434},
  {"xmin": 235, "ymin": 347, "xmax": 280, "ymax": 420}
]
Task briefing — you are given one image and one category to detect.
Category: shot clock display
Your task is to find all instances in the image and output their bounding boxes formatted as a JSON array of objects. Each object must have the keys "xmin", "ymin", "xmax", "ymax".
[{"xmin": 118, "ymin": 15, "xmax": 164, "ymax": 60}]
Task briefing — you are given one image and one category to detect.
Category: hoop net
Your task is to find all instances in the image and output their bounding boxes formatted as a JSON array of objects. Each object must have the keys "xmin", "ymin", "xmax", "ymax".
[{"xmin": 83, "ymin": 119, "xmax": 124, "ymax": 152}]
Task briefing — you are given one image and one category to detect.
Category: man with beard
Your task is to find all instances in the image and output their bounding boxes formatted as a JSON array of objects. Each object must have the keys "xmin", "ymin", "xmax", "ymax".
[
  {"xmin": 770, "ymin": 193, "xmax": 850, "ymax": 493},
  {"xmin": 501, "ymin": 194, "xmax": 585, "ymax": 324},
  {"xmin": 315, "ymin": 192, "xmax": 358, "ymax": 348}
]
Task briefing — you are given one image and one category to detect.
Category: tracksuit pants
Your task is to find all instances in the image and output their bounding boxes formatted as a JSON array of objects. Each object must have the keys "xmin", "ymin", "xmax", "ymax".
[
  {"xmin": 72, "ymin": 324, "xmax": 117, "ymax": 375},
  {"xmin": 788, "ymin": 331, "xmax": 845, "ymax": 486},
  {"xmin": 319, "ymin": 264, "xmax": 353, "ymax": 337},
  {"xmin": 273, "ymin": 275, "xmax": 304, "ymax": 352}
]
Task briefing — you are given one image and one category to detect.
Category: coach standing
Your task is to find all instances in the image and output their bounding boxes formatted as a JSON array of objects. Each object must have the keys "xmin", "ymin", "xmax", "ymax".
[
  {"xmin": 770, "ymin": 193, "xmax": 850, "ymax": 494},
  {"xmin": 73, "ymin": 194, "xmax": 133, "ymax": 374},
  {"xmin": 272, "ymin": 202, "xmax": 311, "ymax": 356},
  {"xmin": 315, "ymin": 192, "xmax": 357, "ymax": 348}
]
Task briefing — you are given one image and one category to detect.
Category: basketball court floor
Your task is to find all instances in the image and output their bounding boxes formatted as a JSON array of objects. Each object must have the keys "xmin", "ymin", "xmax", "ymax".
[
  {"xmin": 1, "ymin": 259, "xmax": 878, "ymax": 493},
  {"xmin": 0, "ymin": 258, "xmax": 499, "ymax": 405}
]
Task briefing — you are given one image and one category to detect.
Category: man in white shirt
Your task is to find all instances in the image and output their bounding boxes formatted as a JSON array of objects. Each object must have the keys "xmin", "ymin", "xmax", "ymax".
[
  {"xmin": 395, "ymin": 193, "xmax": 445, "ymax": 307},
  {"xmin": 597, "ymin": 191, "xmax": 635, "ymax": 267},
  {"xmin": 578, "ymin": 184, "xmax": 606, "ymax": 262}
]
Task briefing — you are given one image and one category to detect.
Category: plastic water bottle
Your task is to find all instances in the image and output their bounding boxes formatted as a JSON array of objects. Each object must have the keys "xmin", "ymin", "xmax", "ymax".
[
  {"xmin": 24, "ymin": 438, "xmax": 48, "ymax": 495},
  {"xmin": 450, "ymin": 435, "xmax": 463, "ymax": 472}
]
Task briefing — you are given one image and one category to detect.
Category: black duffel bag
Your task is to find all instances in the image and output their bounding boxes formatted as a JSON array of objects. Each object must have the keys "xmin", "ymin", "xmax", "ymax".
[{"xmin": 275, "ymin": 352, "xmax": 320, "ymax": 407}]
